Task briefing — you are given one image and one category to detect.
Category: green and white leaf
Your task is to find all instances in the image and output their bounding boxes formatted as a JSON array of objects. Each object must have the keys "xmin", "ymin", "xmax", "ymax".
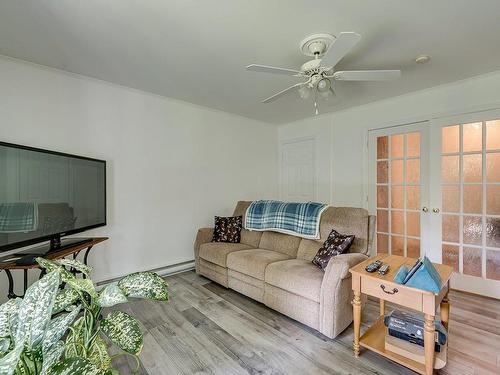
[
  {"xmin": 100, "ymin": 311, "xmax": 143, "ymax": 355},
  {"xmin": 42, "ymin": 305, "xmax": 81, "ymax": 354},
  {"xmin": 87, "ymin": 335, "xmax": 111, "ymax": 369},
  {"xmin": 118, "ymin": 272, "xmax": 169, "ymax": 301},
  {"xmin": 0, "ymin": 344, "xmax": 23, "ymax": 375},
  {"xmin": 41, "ymin": 340, "xmax": 65, "ymax": 375},
  {"xmin": 96, "ymin": 283, "xmax": 128, "ymax": 308},
  {"xmin": 66, "ymin": 278, "xmax": 98, "ymax": 299},
  {"xmin": 53, "ymin": 288, "xmax": 80, "ymax": 314},
  {"xmin": 57, "ymin": 259, "xmax": 92, "ymax": 277},
  {"xmin": 37, "ymin": 257, "xmax": 75, "ymax": 283},
  {"xmin": 48, "ymin": 356, "xmax": 107, "ymax": 375},
  {"xmin": 15, "ymin": 271, "xmax": 60, "ymax": 349},
  {"xmin": 0, "ymin": 298, "xmax": 20, "ymax": 338},
  {"xmin": 0, "ymin": 337, "xmax": 10, "ymax": 354}
]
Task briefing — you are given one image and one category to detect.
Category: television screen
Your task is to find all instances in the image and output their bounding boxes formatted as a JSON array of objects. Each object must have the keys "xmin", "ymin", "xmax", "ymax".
[{"xmin": 0, "ymin": 142, "xmax": 106, "ymax": 252}]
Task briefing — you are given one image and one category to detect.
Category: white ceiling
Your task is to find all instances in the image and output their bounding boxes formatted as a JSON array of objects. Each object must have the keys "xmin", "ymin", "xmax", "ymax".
[{"xmin": 1, "ymin": 1, "xmax": 500, "ymax": 124}]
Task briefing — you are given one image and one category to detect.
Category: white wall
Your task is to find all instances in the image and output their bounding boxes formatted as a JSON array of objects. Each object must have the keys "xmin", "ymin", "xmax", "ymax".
[
  {"xmin": 279, "ymin": 69, "xmax": 500, "ymax": 208},
  {"xmin": 0, "ymin": 57, "xmax": 278, "ymax": 300}
]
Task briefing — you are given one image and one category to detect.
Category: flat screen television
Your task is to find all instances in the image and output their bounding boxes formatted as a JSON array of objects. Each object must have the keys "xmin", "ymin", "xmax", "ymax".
[{"xmin": 0, "ymin": 141, "xmax": 106, "ymax": 254}]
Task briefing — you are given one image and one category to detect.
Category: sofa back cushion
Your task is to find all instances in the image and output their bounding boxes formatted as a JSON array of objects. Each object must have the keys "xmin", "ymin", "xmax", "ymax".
[
  {"xmin": 258, "ymin": 231, "xmax": 301, "ymax": 257},
  {"xmin": 233, "ymin": 201, "xmax": 262, "ymax": 248}
]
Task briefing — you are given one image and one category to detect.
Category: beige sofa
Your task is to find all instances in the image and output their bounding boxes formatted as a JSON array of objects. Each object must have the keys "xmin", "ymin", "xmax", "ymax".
[{"xmin": 194, "ymin": 201, "xmax": 375, "ymax": 338}]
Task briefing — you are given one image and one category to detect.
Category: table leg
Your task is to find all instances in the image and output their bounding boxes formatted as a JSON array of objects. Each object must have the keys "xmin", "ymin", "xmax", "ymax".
[
  {"xmin": 440, "ymin": 293, "xmax": 450, "ymax": 330},
  {"xmin": 379, "ymin": 299, "xmax": 385, "ymax": 316},
  {"xmin": 424, "ymin": 314, "xmax": 435, "ymax": 375},
  {"xmin": 5, "ymin": 269, "xmax": 16, "ymax": 299},
  {"xmin": 353, "ymin": 290, "xmax": 362, "ymax": 357}
]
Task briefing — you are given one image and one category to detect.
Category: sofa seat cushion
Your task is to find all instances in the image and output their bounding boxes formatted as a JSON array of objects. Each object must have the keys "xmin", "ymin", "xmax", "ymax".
[
  {"xmin": 227, "ymin": 249, "xmax": 290, "ymax": 280},
  {"xmin": 199, "ymin": 242, "xmax": 253, "ymax": 267},
  {"xmin": 265, "ymin": 259, "xmax": 324, "ymax": 303}
]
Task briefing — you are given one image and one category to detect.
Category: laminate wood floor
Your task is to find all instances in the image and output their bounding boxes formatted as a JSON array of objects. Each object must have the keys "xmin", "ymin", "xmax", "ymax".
[{"xmin": 113, "ymin": 271, "xmax": 500, "ymax": 375}]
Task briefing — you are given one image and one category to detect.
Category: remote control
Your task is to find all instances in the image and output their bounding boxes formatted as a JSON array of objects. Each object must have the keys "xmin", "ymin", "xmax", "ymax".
[
  {"xmin": 378, "ymin": 264, "xmax": 390, "ymax": 275},
  {"xmin": 365, "ymin": 260, "xmax": 383, "ymax": 273}
]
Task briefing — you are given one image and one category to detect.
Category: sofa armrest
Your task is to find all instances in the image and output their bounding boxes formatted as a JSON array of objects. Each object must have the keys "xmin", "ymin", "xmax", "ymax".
[
  {"xmin": 194, "ymin": 227, "xmax": 213, "ymax": 273},
  {"xmin": 319, "ymin": 253, "xmax": 368, "ymax": 338}
]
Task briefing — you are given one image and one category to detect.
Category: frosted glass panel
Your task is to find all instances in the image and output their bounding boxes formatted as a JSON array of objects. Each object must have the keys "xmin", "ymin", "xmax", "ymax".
[
  {"xmin": 463, "ymin": 216, "xmax": 482, "ymax": 245},
  {"xmin": 377, "ymin": 136, "xmax": 388, "ymax": 159},
  {"xmin": 463, "ymin": 122, "xmax": 482, "ymax": 152},
  {"xmin": 442, "ymin": 244, "xmax": 459, "ymax": 272},
  {"xmin": 391, "ymin": 160, "xmax": 403, "ymax": 184},
  {"xmin": 377, "ymin": 161, "xmax": 388, "ymax": 183},
  {"xmin": 391, "ymin": 186, "xmax": 403, "ymax": 209},
  {"xmin": 486, "ymin": 153, "xmax": 500, "ymax": 183},
  {"xmin": 442, "ymin": 156, "xmax": 459, "ymax": 183},
  {"xmin": 463, "ymin": 185, "xmax": 482, "ymax": 214},
  {"xmin": 442, "ymin": 125, "xmax": 459, "ymax": 153},
  {"xmin": 377, "ymin": 234, "xmax": 389, "ymax": 253},
  {"xmin": 391, "ymin": 211, "xmax": 404, "ymax": 234},
  {"xmin": 486, "ymin": 185, "xmax": 500, "ymax": 215},
  {"xmin": 377, "ymin": 210, "xmax": 388, "ymax": 233},
  {"xmin": 406, "ymin": 186, "xmax": 420, "ymax": 210},
  {"xmin": 407, "ymin": 238, "xmax": 420, "ymax": 258},
  {"xmin": 442, "ymin": 185, "xmax": 460, "ymax": 213},
  {"xmin": 463, "ymin": 154, "xmax": 482, "ymax": 183},
  {"xmin": 406, "ymin": 212, "xmax": 420, "ymax": 237},
  {"xmin": 407, "ymin": 132, "xmax": 420, "ymax": 157},
  {"xmin": 442, "ymin": 215, "xmax": 459, "ymax": 243},
  {"xmin": 486, "ymin": 217, "xmax": 500, "ymax": 248},
  {"xmin": 391, "ymin": 236, "xmax": 404, "ymax": 256},
  {"xmin": 391, "ymin": 134, "xmax": 404, "ymax": 158},
  {"xmin": 486, "ymin": 120, "xmax": 500, "ymax": 150},
  {"xmin": 377, "ymin": 186, "xmax": 388, "ymax": 208},
  {"xmin": 406, "ymin": 159, "xmax": 420, "ymax": 184},
  {"xmin": 463, "ymin": 247, "xmax": 482, "ymax": 277},
  {"xmin": 486, "ymin": 250, "xmax": 500, "ymax": 281}
]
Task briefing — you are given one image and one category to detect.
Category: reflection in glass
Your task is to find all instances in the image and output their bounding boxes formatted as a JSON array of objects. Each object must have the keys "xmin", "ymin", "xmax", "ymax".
[
  {"xmin": 463, "ymin": 154, "xmax": 482, "ymax": 183},
  {"xmin": 391, "ymin": 235, "xmax": 404, "ymax": 256},
  {"xmin": 442, "ymin": 125, "xmax": 460, "ymax": 154},
  {"xmin": 463, "ymin": 185, "xmax": 482, "ymax": 214},
  {"xmin": 407, "ymin": 238, "xmax": 420, "ymax": 258},
  {"xmin": 486, "ymin": 250, "xmax": 500, "ymax": 281},
  {"xmin": 377, "ymin": 210, "xmax": 388, "ymax": 233},
  {"xmin": 406, "ymin": 186, "xmax": 420, "ymax": 210},
  {"xmin": 442, "ymin": 185, "xmax": 460, "ymax": 213},
  {"xmin": 406, "ymin": 159, "xmax": 420, "ymax": 184},
  {"xmin": 442, "ymin": 215, "xmax": 459, "ymax": 243},
  {"xmin": 406, "ymin": 212, "xmax": 420, "ymax": 237},
  {"xmin": 377, "ymin": 186, "xmax": 388, "ymax": 208},
  {"xmin": 391, "ymin": 186, "xmax": 404, "ymax": 209},
  {"xmin": 377, "ymin": 233, "xmax": 389, "ymax": 253},
  {"xmin": 463, "ymin": 247, "xmax": 482, "ymax": 277},
  {"xmin": 463, "ymin": 122, "xmax": 483, "ymax": 152},
  {"xmin": 463, "ymin": 216, "xmax": 482, "ymax": 245},
  {"xmin": 391, "ymin": 134, "xmax": 404, "ymax": 158},
  {"xmin": 486, "ymin": 217, "xmax": 500, "ymax": 248},
  {"xmin": 391, "ymin": 160, "xmax": 404, "ymax": 184},
  {"xmin": 442, "ymin": 155, "xmax": 460, "ymax": 183},
  {"xmin": 377, "ymin": 136, "xmax": 388, "ymax": 159},
  {"xmin": 486, "ymin": 120, "xmax": 500, "ymax": 151},
  {"xmin": 442, "ymin": 244, "xmax": 459, "ymax": 272},
  {"xmin": 406, "ymin": 132, "xmax": 420, "ymax": 158},
  {"xmin": 377, "ymin": 161, "xmax": 388, "ymax": 183},
  {"xmin": 486, "ymin": 153, "xmax": 500, "ymax": 183},
  {"xmin": 486, "ymin": 185, "xmax": 500, "ymax": 215},
  {"xmin": 391, "ymin": 211, "xmax": 404, "ymax": 234}
]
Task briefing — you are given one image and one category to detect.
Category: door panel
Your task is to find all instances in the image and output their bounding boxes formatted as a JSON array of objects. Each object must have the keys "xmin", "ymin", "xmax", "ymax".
[{"xmin": 281, "ymin": 138, "xmax": 316, "ymax": 202}]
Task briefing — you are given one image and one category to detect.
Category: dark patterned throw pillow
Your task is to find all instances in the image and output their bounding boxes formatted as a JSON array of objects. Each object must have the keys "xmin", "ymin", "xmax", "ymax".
[
  {"xmin": 212, "ymin": 216, "xmax": 243, "ymax": 243},
  {"xmin": 312, "ymin": 229, "xmax": 355, "ymax": 271}
]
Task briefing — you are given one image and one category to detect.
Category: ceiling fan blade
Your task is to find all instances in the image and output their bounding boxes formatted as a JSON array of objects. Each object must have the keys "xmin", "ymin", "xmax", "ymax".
[
  {"xmin": 333, "ymin": 70, "xmax": 401, "ymax": 81},
  {"xmin": 320, "ymin": 32, "xmax": 361, "ymax": 68},
  {"xmin": 246, "ymin": 64, "xmax": 301, "ymax": 76},
  {"xmin": 262, "ymin": 83, "xmax": 304, "ymax": 103}
]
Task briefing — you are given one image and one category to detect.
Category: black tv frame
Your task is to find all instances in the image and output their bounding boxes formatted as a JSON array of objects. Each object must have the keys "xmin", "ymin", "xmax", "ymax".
[{"xmin": 0, "ymin": 141, "xmax": 107, "ymax": 253}]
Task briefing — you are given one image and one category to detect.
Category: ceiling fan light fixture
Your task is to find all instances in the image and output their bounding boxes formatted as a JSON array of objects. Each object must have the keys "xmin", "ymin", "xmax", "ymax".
[
  {"xmin": 298, "ymin": 85, "xmax": 311, "ymax": 99},
  {"xmin": 316, "ymin": 78, "xmax": 331, "ymax": 92}
]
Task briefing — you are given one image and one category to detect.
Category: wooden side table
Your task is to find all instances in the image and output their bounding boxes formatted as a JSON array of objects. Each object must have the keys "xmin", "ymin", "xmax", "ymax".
[{"xmin": 350, "ymin": 254, "xmax": 453, "ymax": 375}]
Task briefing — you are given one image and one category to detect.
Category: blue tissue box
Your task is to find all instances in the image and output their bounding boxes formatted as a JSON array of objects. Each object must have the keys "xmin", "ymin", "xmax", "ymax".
[{"xmin": 394, "ymin": 257, "xmax": 442, "ymax": 294}]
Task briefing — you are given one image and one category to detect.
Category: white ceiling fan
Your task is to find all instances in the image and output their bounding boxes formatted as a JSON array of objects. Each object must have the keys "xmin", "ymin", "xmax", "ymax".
[{"xmin": 246, "ymin": 32, "xmax": 401, "ymax": 114}]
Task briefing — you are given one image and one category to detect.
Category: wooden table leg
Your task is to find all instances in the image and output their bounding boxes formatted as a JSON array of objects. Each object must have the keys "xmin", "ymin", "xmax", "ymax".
[
  {"xmin": 379, "ymin": 299, "xmax": 385, "ymax": 317},
  {"xmin": 424, "ymin": 314, "xmax": 435, "ymax": 375},
  {"xmin": 353, "ymin": 290, "xmax": 362, "ymax": 357},
  {"xmin": 440, "ymin": 292, "xmax": 450, "ymax": 330}
]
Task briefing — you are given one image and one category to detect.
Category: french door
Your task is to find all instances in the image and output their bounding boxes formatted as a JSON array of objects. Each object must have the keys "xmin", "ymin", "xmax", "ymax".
[{"xmin": 369, "ymin": 110, "xmax": 500, "ymax": 299}]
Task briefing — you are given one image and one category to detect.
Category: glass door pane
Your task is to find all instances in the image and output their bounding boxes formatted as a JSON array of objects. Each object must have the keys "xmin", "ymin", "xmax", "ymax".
[{"xmin": 375, "ymin": 131, "xmax": 422, "ymax": 258}]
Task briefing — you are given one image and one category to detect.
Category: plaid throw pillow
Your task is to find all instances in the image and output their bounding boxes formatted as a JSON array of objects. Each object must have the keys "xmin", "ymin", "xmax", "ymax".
[
  {"xmin": 212, "ymin": 216, "xmax": 243, "ymax": 243},
  {"xmin": 312, "ymin": 229, "xmax": 355, "ymax": 271}
]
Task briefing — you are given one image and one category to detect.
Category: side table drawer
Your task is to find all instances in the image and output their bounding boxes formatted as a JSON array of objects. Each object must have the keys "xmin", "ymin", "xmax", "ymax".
[{"xmin": 361, "ymin": 278, "xmax": 422, "ymax": 312}]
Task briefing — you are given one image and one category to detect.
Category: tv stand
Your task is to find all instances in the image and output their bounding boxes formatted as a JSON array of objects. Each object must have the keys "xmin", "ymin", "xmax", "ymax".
[
  {"xmin": 17, "ymin": 237, "xmax": 94, "ymax": 256},
  {"xmin": 0, "ymin": 237, "xmax": 108, "ymax": 299}
]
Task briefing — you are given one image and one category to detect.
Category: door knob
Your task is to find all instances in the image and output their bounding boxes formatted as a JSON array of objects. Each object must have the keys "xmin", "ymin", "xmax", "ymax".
[
  {"xmin": 432, "ymin": 208, "xmax": 440, "ymax": 213},
  {"xmin": 422, "ymin": 207, "xmax": 429, "ymax": 212}
]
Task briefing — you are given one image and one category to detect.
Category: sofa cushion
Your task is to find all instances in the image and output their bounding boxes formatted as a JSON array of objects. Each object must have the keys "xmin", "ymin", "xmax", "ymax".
[
  {"xmin": 258, "ymin": 231, "xmax": 301, "ymax": 257},
  {"xmin": 233, "ymin": 201, "xmax": 263, "ymax": 247},
  {"xmin": 265, "ymin": 259, "xmax": 324, "ymax": 303},
  {"xmin": 312, "ymin": 229, "xmax": 355, "ymax": 271},
  {"xmin": 297, "ymin": 239, "xmax": 324, "ymax": 261},
  {"xmin": 199, "ymin": 242, "xmax": 252, "ymax": 267},
  {"xmin": 227, "ymin": 249, "xmax": 290, "ymax": 280},
  {"xmin": 212, "ymin": 215, "xmax": 243, "ymax": 243}
]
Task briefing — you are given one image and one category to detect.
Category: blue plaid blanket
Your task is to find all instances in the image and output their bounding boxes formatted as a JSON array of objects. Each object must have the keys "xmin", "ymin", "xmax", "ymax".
[
  {"xmin": 245, "ymin": 200, "xmax": 327, "ymax": 239},
  {"xmin": 0, "ymin": 202, "xmax": 38, "ymax": 233}
]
